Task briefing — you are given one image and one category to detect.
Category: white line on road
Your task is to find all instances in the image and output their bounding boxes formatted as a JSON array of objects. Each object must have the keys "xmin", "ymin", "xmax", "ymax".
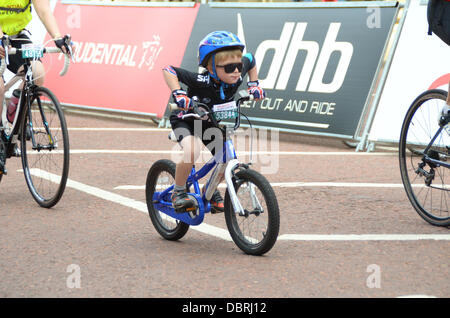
[
  {"xmin": 114, "ymin": 182, "xmax": 423, "ymax": 190},
  {"xmin": 26, "ymin": 148, "xmax": 395, "ymax": 156},
  {"xmin": 68, "ymin": 127, "xmax": 170, "ymax": 131},
  {"xmin": 278, "ymin": 234, "xmax": 450, "ymax": 241},
  {"xmin": 25, "ymin": 169, "xmax": 450, "ymax": 242},
  {"xmin": 27, "ymin": 168, "xmax": 232, "ymax": 241}
]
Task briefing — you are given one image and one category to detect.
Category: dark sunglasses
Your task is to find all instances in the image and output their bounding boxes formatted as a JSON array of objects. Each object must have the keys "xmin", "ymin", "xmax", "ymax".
[{"xmin": 216, "ymin": 62, "xmax": 243, "ymax": 73}]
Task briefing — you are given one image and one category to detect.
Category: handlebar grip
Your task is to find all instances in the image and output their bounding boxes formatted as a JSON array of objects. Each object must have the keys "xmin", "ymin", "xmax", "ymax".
[
  {"xmin": 45, "ymin": 47, "xmax": 70, "ymax": 76},
  {"xmin": 0, "ymin": 47, "xmax": 70, "ymax": 76},
  {"xmin": 168, "ymin": 103, "xmax": 179, "ymax": 111}
]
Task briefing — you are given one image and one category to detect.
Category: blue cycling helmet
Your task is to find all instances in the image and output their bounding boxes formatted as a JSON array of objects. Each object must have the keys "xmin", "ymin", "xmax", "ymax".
[{"xmin": 198, "ymin": 31, "xmax": 245, "ymax": 67}]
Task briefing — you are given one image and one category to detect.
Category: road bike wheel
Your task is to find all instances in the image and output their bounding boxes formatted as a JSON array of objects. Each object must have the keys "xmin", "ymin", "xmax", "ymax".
[
  {"xmin": 224, "ymin": 168, "xmax": 280, "ymax": 255},
  {"xmin": 399, "ymin": 89, "xmax": 450, "ymax": 227},
  {"xmin": 20, "ymin": 87, "xmax": 70, "ymax": 208},
  {"xmin": 0, "ymin": 136, "xmax": 6, "ymax": 183},
  {"xmin": 145, "ymin": 159, "xmax": 189, "ymax": 240}
]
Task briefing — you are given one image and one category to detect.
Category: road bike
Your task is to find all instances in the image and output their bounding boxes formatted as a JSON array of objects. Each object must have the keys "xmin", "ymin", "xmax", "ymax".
[
  {"xmin": 0, "ymin": 38, "xmax": 72, "ymax": 208},
  {"xmin": 399, "ymin": 88, "xmax": 450, "ymax": 226},
  {"xmin": 145, "ymin": 91, "xmax": 280, "ymax": 255}
]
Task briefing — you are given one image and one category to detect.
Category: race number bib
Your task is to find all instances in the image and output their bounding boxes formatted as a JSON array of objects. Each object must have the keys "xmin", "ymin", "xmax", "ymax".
[
  {"xmin": 21, "ymin": 44, "xmax": 43, "ymax": 59},
  {"xmin": 212, "ymin": 101, "xmax": 238, "ymax": 121}
]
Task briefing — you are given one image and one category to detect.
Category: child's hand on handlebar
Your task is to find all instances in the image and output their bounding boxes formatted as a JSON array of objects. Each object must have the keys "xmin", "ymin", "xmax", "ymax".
[
  {"xmin": 172, "ymin": 89, "xmax": 192, "ymax": 111},
  {"xmin": 247, "ymin": 80, "xmax": 266, "ymax": 101}
]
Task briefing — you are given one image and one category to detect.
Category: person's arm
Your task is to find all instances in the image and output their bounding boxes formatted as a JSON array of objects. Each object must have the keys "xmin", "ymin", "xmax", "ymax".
[
  {"xmin": 247, "ymin": 65, "xmax": 259, "ymax": 83},
  {"xmin": 32, "ymin": 0, "xmax": 62, "ymax": 39},
  {"xmin": 244, "ymin": 53, "xmax": 265, "ymax": 100},
  {"xmin": 162, "ymin": 66, "xmax": 192, "ymax": 110},
  {"xmin": 0, "ymin": 29, "xmax": 4, "ymax": 59},
  {"xmin": 163, "ymin": 66, "xmax": 182, "ymax": 91}
]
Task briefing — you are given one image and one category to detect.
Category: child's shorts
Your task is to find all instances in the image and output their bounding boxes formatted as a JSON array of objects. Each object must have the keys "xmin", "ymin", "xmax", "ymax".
[{"xmin": 169, "ymin": 111, "xmax": 223, "ymax": 155}]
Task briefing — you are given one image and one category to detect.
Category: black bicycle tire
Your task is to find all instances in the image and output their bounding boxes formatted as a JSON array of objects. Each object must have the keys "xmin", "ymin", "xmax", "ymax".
[
  {"xmin": 145, "ymin": 159, "xmax": 190, "ymax": 240},
  {"xmin": 224, "ymin": 168, "xmax": 280, "ymax": 255},
  {"xmin": 399, "ymin": 89, "xmax": 450, "ymax": 227},
  {"xmin": 20, "ymin": 86, "xmax": 70, "ymax": 208},
  {"xmin": 0, "ymin": 136, "xmax": 5, "ymax": 184}
]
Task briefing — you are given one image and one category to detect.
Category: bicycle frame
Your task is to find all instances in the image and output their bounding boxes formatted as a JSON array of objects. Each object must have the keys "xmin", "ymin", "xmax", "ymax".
[
  {"xmin": 417, "ymin": 115, "xmax": 450, "ymax": 170},
  {"xmin": 0, "ymin": 44, "xmax": 70, "ymax": 167},
  {"xmin": 153, "ymin": 131, "xmax": 245, "ymax": 225},
  {"xmin": 2, "ymin": 59, "xmax": 49, "ymax": 154},
  {"xmin": 152, "ymin": 98, "xmax": 252, "ymax": 226}
]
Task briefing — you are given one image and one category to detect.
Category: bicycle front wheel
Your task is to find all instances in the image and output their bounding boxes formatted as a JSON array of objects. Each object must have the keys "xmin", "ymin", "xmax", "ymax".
[
  {"xmin": 399, "ymin": 89, "xmax": 450, "ymax": 226},
  {"xmin": 224, "ymin": 168, "xmax": 280, "ymax": 255},
  {"xmin": 21, "ymin": 86, "xmax": 70, "ymax": 208}
]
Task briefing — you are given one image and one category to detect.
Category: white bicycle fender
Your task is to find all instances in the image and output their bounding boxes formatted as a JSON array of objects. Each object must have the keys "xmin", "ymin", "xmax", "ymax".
[{"xmin": 224, "ymin": 159, "xmax": 245, "ymax": 215}]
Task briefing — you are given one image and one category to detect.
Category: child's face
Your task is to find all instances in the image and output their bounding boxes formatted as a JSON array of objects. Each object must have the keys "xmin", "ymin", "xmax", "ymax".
[{"xmin": 214, "ymin": 56, "xmax": 242, "ymax": 85}]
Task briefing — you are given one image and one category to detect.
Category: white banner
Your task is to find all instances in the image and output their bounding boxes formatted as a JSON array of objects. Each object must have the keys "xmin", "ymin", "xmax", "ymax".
[{"xmin": 369, "ymin": 0, "xmax": 450, "ymax": 144}]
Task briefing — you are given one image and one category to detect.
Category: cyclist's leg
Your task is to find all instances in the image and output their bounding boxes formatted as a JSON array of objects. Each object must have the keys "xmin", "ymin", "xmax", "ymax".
[
  {"xmin": 169, "ymin": 115, "xmax": 203, "ymax": 211},
  {"xmin": 0, "ymin": 79, "xmax": 5, "ymax": 127},
  {"xmin": 447, "ymin": 80, "xmax": 450, "ymax": 105},
  {"xmin": 10, "ymin": 32, "xmax": 44, "ymax": 87},
  {"xmin": 441, "ymin": 80, "xmax": 450, "ymax": 119}
]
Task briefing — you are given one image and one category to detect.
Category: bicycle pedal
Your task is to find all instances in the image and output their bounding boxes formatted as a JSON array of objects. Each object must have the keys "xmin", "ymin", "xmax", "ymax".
[{"xmin": 174, "ymin": 206, "xmax": 196, "ymax": 214}]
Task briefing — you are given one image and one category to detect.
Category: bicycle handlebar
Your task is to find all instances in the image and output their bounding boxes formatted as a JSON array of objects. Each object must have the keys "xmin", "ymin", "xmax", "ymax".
[
  {"xmin": 169, "ymin": 91, "xmax": 255, "ymax": 113},
  {"xmin": 0, "ymin": 46, "xmax": 71, "ymax": 77},
  {"xmin": 170, "ymin": 91, "xmax": 254, "ymax": 131}
]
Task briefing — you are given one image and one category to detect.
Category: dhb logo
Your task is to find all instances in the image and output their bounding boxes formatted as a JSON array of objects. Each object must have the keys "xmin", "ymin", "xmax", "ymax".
[{"xmin": 249, "ymin": 22, "xmax": 353, "ymax": 93}]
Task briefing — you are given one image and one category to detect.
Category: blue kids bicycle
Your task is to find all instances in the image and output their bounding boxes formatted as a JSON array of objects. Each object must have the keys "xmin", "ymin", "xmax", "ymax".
[{"xmin": 145, "ymin": 91, "xmax": 280, "ymax": 255}]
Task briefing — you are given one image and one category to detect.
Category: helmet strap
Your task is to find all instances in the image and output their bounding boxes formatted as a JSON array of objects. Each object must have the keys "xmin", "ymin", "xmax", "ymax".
[
  {"xmin": 210, "ymin": 54, "xmax": 225, "ymax": 100},
  {"xmin": 209, "ymin": 53, "xmax": 238, "ymax": 100}
]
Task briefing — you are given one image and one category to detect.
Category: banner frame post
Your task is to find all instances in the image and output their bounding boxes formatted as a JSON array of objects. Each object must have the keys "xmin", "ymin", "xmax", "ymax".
[{"xmin": 355, "ymin": 0, "xmax": 411, "ymax": 152}]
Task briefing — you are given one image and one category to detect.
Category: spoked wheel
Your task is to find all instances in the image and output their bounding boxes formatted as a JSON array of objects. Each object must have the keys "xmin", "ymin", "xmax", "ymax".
[
  {"xmin": 145, "ymin": 159, "xmax": 189, "ymax": 240},
  {"xmin": 21, "ymin": 87, "xmax": 70, "ymax": 208},
  {"xmin": 0, "ymin": 136, "xmax": 6, "ymax": 183},
  {"xmin": 224, "ymin": 168, "xmax": 280, "ymax": 255},
  {"xmin": 399, "ymin": 89, "xmax": 450, "ymax": 226}
]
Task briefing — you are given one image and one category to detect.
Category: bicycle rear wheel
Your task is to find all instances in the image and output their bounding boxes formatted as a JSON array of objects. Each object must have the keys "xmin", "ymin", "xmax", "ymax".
[
  {"xmin": 146, "ymin": 159, "xmax": 190, "ymax": 240},
  {"xmin": 399, "ymin": 89, "xmax": 450, "ymax": 226},
  {"xmin": 0, "ymin": 136, "xmax": 6, "ymax": 183},
  {"xmin": 224, "ymin": 168, "xmax": 280, "ymax": 255},
  {"xmin": 21, "ymin": 86, "xmax": 70, "ymax": 208}
]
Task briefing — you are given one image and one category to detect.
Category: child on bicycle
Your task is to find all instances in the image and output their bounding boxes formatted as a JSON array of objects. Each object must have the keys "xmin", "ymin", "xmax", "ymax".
[
  {"xmin": 0, "ymin": 0, "xmax": 73, "ymax": 158},
  {"xmin": 162, "ymin": 30, "xmax": 265, "ymax": 213}
]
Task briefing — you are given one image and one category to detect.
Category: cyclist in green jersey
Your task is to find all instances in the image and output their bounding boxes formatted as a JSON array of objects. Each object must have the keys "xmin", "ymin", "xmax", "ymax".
[{"xmin": 0, "ymin": 0, "xmax": 73, "ymax": 155}]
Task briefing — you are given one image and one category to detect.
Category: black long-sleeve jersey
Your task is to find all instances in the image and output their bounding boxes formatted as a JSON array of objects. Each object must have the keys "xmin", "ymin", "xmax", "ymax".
[{"xmin": 170, "ymin": 52, "xmax": 256, "ymax": 108}]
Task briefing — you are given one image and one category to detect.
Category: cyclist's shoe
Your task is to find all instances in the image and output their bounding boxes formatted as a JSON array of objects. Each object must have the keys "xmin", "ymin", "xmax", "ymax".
[
  {"xmin": 172, "ymin": 190, "xmax": 196, "ymax": 213},
  {"xmin": 210, "ymin": 190, "xmax": 224, "ymax": 214},
  {"xmin": 7, "ymin": 143, "xmax": 21, "ymax": 158}
]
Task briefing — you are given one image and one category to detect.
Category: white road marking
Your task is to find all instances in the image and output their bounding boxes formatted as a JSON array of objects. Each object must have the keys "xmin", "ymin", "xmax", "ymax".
[
  {"xmin": 277, "ymin": 234, "xmax": 450, "ymax": 241},
  {"xmin": 25, "ymin": 169, "xmax": 450, "ymax": 242},
  {"xmin": 114, "ymin": 182, "xmax": 424, "ymax": 190},
  {"xmin": 63, "ymin": 149, "xmax": 394, "ymax": 156},
  {"xmin": 27, "ymin": 168, "xmax": 232, "ymax": 241},
  {"xmin": 68, "ymin": 127, "xmax": 170, "ymax": 131}
]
